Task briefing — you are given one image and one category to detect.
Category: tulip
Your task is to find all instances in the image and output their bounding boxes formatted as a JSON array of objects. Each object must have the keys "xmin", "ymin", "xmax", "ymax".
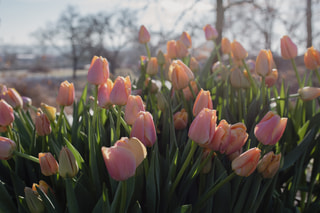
[
  {"xmin": 173, "ymin": 109, "xmax": 188, "ymax": 130},
  {"xmin": 1, "ymin": 87, "xmax": 23, "ymax": 109},
  {"xmin": 101, "ymin": 137, "xmax": 147, "ymax": 181},
  {"xmin": 32, "ymin": 180, "xmax": 52, "ymax": 195},
  {"xmin": 225, "ymin": 123, "xmax": 248, "ymax": 155},
  {"xmin": 138, "ymin": 25, "xmax": 150, "ymax": 44},
  {"xmin": 22, "ymin": 96, "xmax": 32, "ymax": 110},
  {"xmin": 221, "ymin": 37, "xmax": 231, "ymax": 55},
  {"xmin": 144, "ymin": 78, "xmax": 159, "ymax": 94},
  {"xmin": 0, "ymin": 137, "xmax": 16, "ymax": 160},
  {"xmin": 203, "ymin": 24, "xmax": 218, "ymax": 41},
  {"xmin": 168, "ymin": 60, "xmax": 194, "ymax": 90},
  {"xmin": 228, "ymin": 148, "xmax": 242, "ymax": 162},
  {"xmin": 298, "ymin": 87, "xmax": 320, "ymax": 101},
  {"xmin": 211, "ymin": 61, "xmax": 229, "ymax": 81},
  {"xmin": 56, "ymin": 80, "xmax": 75, "ymax": 106},
  {"xmin": 201, "ymin": 148, "xmax": 214, "ymax": 174},
  {"xmin": 208, "ymin": 119, "xmax": 230, "ymax": 153},
  {"xmin": 231, "ymin": 40, "xmax": 248, "ymax": 61},
  {"xmin": 265, "ymin": 69, "xmax": 278, "ymax": 88},
  {"xmin": 257, "ymin": 151, "xmax": 281, "ymax": 178},
  {"xmin": 109, "ymin": 76, "xmax": 131, "ymax": 106},
  {"xmin": 35, "ymin": 110, "xmax": 52, "ymax": 136},
  {"xmin": 230, "ymin": 67, "xmax": 250, "ymax": 89},
  {"xmin": 156, "ymin": 92, "xmax": 168, "ymax": 111},
  {"xmin": 182, "ymin": 80, "xmax": 199, "ymax": 101},
  {"xmin": 87, "ymin": 56, "xmax": 109, "ymax": 85},
  {"xmin": 255, "ymin": 49, "xmax": 276, "ymax": 77},
  {"xmin": 124, "ymin": 95, "xmax": 145, "ymax": 125},
  {"xmin": 146, "ymin": 57, "xmax": 158, "ymax": 76},
  {"xmin": 280, "ymin": 35, "xmax": 298, "ymax": 60},
  {"xmin": 193, "ymin": 89, "xmax": 213, "ymax": 116},
  {"xmin": 24, "ymin": 187, "xmax": 45, "ymax": 213},
  {"xmin": 0, "ymin": 100, "xmax": 14, "ymax": 127},
  {"xmin": 38, "ymin": 152, "xmax": 59, "ymax": 176},
  {"xmin": 167, "ymin": 40, "xmax": 177, "ymax": 59},
  {"xmin": 189, "ymin": 57, "xmax": 200, "ymax": 73},
  {"xmin": 179, "ymin": 31, "xmax": 192, "ymax": 49},
  {"xmin": 98, "ymin": 78, "xmax": 114, "ymax": 109},
  {"xmin": 40, "ymin": 103, "xmax": 56, "ymax": 122},
  {"xmin": 254, "ymin": 111, "xmax": 287, "ymax": 145},
  {"xmin": 58, "ymin": 146, "xmax": 79, "ymax": 178},
  {"xmin": 176, "ymin": 40, "xmax": 189, "ymax": 59},
  {"xmin": 304, "ymin": 46, "xmax": 320, "ymax": 70},
  {"xmin": 157, "ymin": 50, "xmax": 166, "ymax": 66},
  {"xmin": 188, "ymin": 108, "xmax": 217, "ymax": 147},
  {"xmin": 232, "ymin": 147, "xmax": 261, "ymax": 177},
  {"xmin": 130, "ymin": 111, "xmax": 157, "ymax": 147}
]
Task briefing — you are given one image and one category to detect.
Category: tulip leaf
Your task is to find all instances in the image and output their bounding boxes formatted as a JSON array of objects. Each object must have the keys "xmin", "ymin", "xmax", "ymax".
[
  {"xmin": 77, "ymin": 83, "xmax": 88, "ymax": 115},
  {"xmin": 36, "ymin": 186, "xmax": 61, "ymax": 213},
  {"xmin": 65, "ymin": 178, "xmax": 80, "ymax": 213},
  {"xmin": 0, "ymin": 181, "xmax": 17, "ymax": 212},
  {"xmin": 64, "ymin": 138, "xmax": 84, "ymax": 169}
]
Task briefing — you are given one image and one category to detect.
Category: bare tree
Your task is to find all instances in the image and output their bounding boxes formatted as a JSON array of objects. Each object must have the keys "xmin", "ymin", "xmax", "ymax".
[{"xmin": 306, "ymin": 0, "xmax": 312, "ymax": 47}]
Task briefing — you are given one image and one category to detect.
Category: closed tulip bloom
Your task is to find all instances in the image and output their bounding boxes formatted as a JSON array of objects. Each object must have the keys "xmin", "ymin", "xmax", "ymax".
[
  {"xmin": 168, "ymin": 60, "xmax": 194, "ymax": 90},
  {"xmin": 109, "ymin": 76, "xmax": 131, "ymax": 106},
  {"xmin": 189, "ymin": 57, "xmax": 200, "ymax": 73},
  {"xmin": 208, "ymin": 119, "xmax": 230, "ymax": 153},
  {"xmin": 40, "ymin": 103, "xmax": 56, "ymax": 122},
  {"xmin": 255, "ymin": 49, "xmax": 276, "ymax": 77},
  {"xmin": 38, "ymin": 152, "xmax": 59, "ymax": 176},
  {"xmin": 265, "ymin": 69, "xmax": 278, "ymax": 88},
  {"xmin": 203, "ymin": 24, "xmax": 218, "ymax": 41},
  {"xmin": 201, "ymin": 148, "xmax": 214, "ymax": 174},
  {"xmin": 156, "ymin": 92, "xmax": 168, "ymax": 111},
  {"xmin": 98, "ymin": 79, "xmax": 114, "ymax": 109},
  {"xmin": 231, "ymin": 40, "xmax": 248, "ymax": 61},
  {"xmin": 58, "ymin": 146, "xmax": 79, "ymax": 178},
  {"xmin": 176, "ymin": 40, "xmax": 189, "ymax": 59},
  {"xmin": 146, "ymin": 57, "xmax": 158, "ymax": 76},
  {"xmin": 0, "ymin": 137, "xmax": 16, "ymax": 160},
  {"xmin": 56, "ymin": 81, "xmax": 75, "ymax": 106},
  {"xmin": 232, "ymin": 147, "xmax": 261, "ymax": 177},
  {"xmin": 167, "ymin": 40, "xmax": 177, "ymax": 59},
  {"xmin": 193, "ymin": 89, "xmax": 213, "ymax": 116},
  {"xmin": 0, "ymin": 100, "xmax": 14, "ymax": 127},
  {"xmin": 257, "ymin": 151, "xmax": 281, "ymax": 178},
  {"xmin": 101, "ymin": 137, "xmax": 147, "ymax": 181},
  {"xmin": 35, "ymin": 110, "xmax": 51, "ymax": 136},
  {"xmin": 280, "ymin": 35, "xmax": 298, "ymax": 59},
  {"xmin": 230, "ymin": 67, "xmax": 250, "ymax": 89},
  {"xmin": 225, "ymin": 123, "xmax": 248, "ymax": 155},
  {"xmin": 138, "ymin": 25, "xmax": 150, "ymax": 44},
  {"xmin": 188, "ymin": 108, "xmax": 217, "ymax": 147},
  {"xmin": 298, "ymin": 87, "xmax": 320, "ymax": 101},
  {"xmin": 183, "ymin": 80, "xmax": 199, "ymax": 101},
  {"xmin": 32, "ymin": 180, "xmax": 52, "ymax": 195},
  {"xmin": 254, "ymin": 111, "xmax": 287, "ymax": 146},
  {"xmin": 157, "ymin": 50, "xmax": 166, "ymax": 66},
  {"xmin": 173, "ymin": 109, "xmax": 188, "ymax": 130},
  {"xmin": 221, "ymin": 37, "xmax": 231, "ymax": 55},
  {"xmin": 22, "ymin": 96, "xmax": 32, "ymax": 110},
  {"xmin": 24, "ymin": 187, "xmax": 45, "ymax": 213},
  {"xmin": 304, "ymin": 46, "xmax": 320, "ymax": 70},
  {"xmin": 179, "ymin": 31, "xmax": 192, "ymax": 49},
  {"xmin": 131, "ymin": 111, "xmax": 157, "ymax": 147},
  {"xmin": 1, "ymin": 87, "xmax": 23, "ymax": 109},
  {"xmin": 124, "ymin": 95, "xmax": 145, "ymax": 125},
  {"xmin": 87, "ymin": 56, "xmax": 109, "ymax": 85}
]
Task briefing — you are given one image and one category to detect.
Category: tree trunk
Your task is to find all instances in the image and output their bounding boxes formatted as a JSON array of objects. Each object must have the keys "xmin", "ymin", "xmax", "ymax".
[
  {"xmin": 73, "ymin": 57, "xmax": 77, "ymax": 79},
  {"xmin": 306, "ymin": 0, "xmax": 312, "ymax": 48},
  {"xmin": 216, "ymin": 0, "xmax": 224, "ymax": 46}
]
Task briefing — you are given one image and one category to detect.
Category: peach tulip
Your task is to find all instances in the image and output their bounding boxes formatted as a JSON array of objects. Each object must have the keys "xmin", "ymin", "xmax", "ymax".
[
  {"xmin": 98, "ymin": 79, "xmax": 114, "ymax": 109},
  {"xmin": 182, "ymin": 80, "xmax": 199, "ymax": 101},
  {"xmin": 35, "ymin": 110, "xmax": 52, "ymax": 136},
  {"xmin": 208, "ymin": 119, "xmax": 230, "ymax": 153},
  {"xmin": 146, "ymin": 57, "xmax": 158, "ymax": 76},
  {"xmin": 176, "ymin": 40, "xmax": 189, "ymax": 59},
  {"xmin": 56, "ymin": 81, "xmax": 75, "ymax": 106},
  {"xmin": 257, "ymin": 151, "xmax": 281, "ymax": 178},
  {"xmin": 138, "ymin": 25, "xmax": 150, "ymax": 44},
  {"xmin": 225, "ymin": 123, "xmax": 248, "ymax": 155},
  {"xmin": 304, "ymin": 46, "xmax": 320, "ymax": 70},
  {"xmin": 173, "ymin": 109, "xmax": 188, "ymax": 130},
  {"xmin": 87, "ymin": 56, "xmax": 109, "ymax": 85},
  {"xmin": 168, "ymin": 60, "xmax": 194, "ymax": 90},
  {"xmin": 38, "ymin": 153, "xmax": 59, "ymax": 176},
  {"xmin": 192, "ymin": 89, "xmax": 213, "ymax": 116},
  {"xmin": 124, "ymin": 95, "xmax": 145, "ymax": 125},
  {"xmin": 232, "ymin": 147, "xmax": 261, "ymax": 177},
  {"xmin": 167, "ymin": 40, "xmax": 177, "ymax": 59},
  {"xmin": 230, "ymin": 67, "xmax": 250, "ymax": 89},
  {"xmin": 0, "ymin": 137, "xmax": 16, "ymax": 160},
  {"xmin": 189, "ymin": 57, "xmax": 200, "ymax": 73},
  {"xmin": 221, "ymin": 37, "xmax": 231, "ymax": 55},
  {"xmin": 265, "ymin": 69, "xmax": 278, "ymax": 88},
  {"xmin": 298, "ymin": 87, "xmax": 320, "ymax": 101},
  {"xmin": 109, "ymin": 76, "xmax": 131, "ymax": 106},
  {"xmin": 255, "ymin": 49, "xmax": 275, "ymax": 77},
  {"xmin": 231, "ymin": 40, "xmax": 248, "ymax": 61},
  {"xmin": 32, "ymin": 180, "xmax": 52, "ymax": 195},
  {"xmin": 280, "ymin": 35, "xmax": 297, "ymax": 60}
]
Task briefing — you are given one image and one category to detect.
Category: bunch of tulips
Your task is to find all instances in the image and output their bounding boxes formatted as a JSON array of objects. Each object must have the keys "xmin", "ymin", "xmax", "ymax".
[{"xmin": 0, "ymin": 24, "xmax": 320, "ymax": 213}]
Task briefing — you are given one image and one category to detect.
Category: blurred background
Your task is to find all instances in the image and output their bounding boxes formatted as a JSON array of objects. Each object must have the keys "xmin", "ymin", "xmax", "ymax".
[{"xmin": 0, "ymin": 0, "xmax": 319, "ymax": 107}]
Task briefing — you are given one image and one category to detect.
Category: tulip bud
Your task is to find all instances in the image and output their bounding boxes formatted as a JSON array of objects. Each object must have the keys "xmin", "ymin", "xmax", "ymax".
[
  {"xmin": 124, "ymin": 95, "xmax": 145, "ymax": 125},
  {"xmin": 167, "ymin": 40, "xmax": 177, "ymax": 59},
  {"xmin": 0, "ymin": 137, "xmax": 16, "ymax": 160},
  {"xmin": 208, "ymin": 119, "xmax": 230, "ymax": 153},
  {"xmin": 298, "ymin": 87, "xmax": 320, "ymax": 101},
  {"xmin": 179, "ymin": 31, "xmax": 192, "ymax": 49},
  {"xmin": 182, "ymin": 80, "xmax": 199, "ymax": 101},
  {"xmin": 58, "ymin": 146, "xmax": 79, "ymax": 178},
  {"xmin": 24, "ymin": 187, "xmax": 45, "ymax": 213},
  {"xmin": 265, "ymin": 69, "xmax": 278, "ymax": 88},
  {"xmin": 1, "ymin": 87, "xmax": 23, "ymax": 109},
  {"xmin": 203, "ymin": 24, "xmax": 218, "ymax": 41},
  {"xmin": 157, "ymin": 50, "xmax": 166, "ymax": 66},
  {"xmin": 146, "ymin": 57, "xmax": 158, "ymax": 76},
  {"xmin": 225, "ymin": 123, "xmax": 248, "ymax": 155},
  {"xmin": 255, "ymin": 49, "xmax": 276, "ymax": 77},
  {"xmin": 35, "ymin": 110, "xmax": 52, "ymax": 136},
  {"xmin": 156, "ymin": 92, "xmax": 168, "ymax": 111},
  {"xmin": 38, "ymin": 152, "xmax": 59, "ymax": 176},
  {"xmin": 56, "ymin": 80, "xmax": 75, "ymax": 106},
  {"xmin": 188, "ymin": 108, "xmax": 217, "ymax": 148},
  {"xmin": 32, "ymin": 180, "xmax": 53, "ymax": 195},
  {"xmin": 232, "ymin": 147, "xmax": 261, "ymax": 177},
  {"xmin": 173, "ymin": 109, "xmax": 188, "ymax": 130},
  {"xmin": 98, "ymin": 78, "xmax": 114, "ymax": 109},
  {"xmin": 176, "ymin": 40, "xmax": 189, "ymax": 59},
  {"xmin": 87, "ymin": 56, "xmax": 110, "ymax": 85},
  {"xmin": 189, "ymin": 57, "xmax": 200, "ymax": 73},
  {"xmin": 22, "ymin": 96, "xmax": 32, "ymax": 110},
  {"xmin": 40, "ymin": 103, "xmax": 56, "ymax": 122},
  {"xmin": 221, "ymin": 37, "xmax": 231, "ymax": 55},
  {"xmin": 138, "ymin": 25, "xmax": 150, "ymax": 44},
  {"xmin": 109, "ymin": 76, "xmax": 131, "ymax": 106},
  {"xmin": 193, "ymin": 89, "xmax": 213, "ymax": 116},
  {"xmin": 0, "ymin": 100, "xmax": 14, "ymax": 127},
  {"xmin": 254, "ymin": 111, "xmax": 287, "ymax": 145},
  {"xmin": 130, "ymin": 111, "xmax": 157, "ymax": 147},
  {"xmin": 304, "ymin": 46, "xmax": 320, "ymax": 70},
  {"xmin": 280, "ymin": 35, "xmax": 298, "ymax": 60},
  {"xmin": 168, "ymin": 60, "xmax": 194, "ymax": 90},
  {"xmin": 257, "ymin": 151, "xmax": 281, "ymax": 178},
  {"xmin": 231, "ymin": 40, "xmax": 248, "ymax": 61},
  {"xmin": 230, "ymin": 67, "xmax": 250, "ymax": 89}
]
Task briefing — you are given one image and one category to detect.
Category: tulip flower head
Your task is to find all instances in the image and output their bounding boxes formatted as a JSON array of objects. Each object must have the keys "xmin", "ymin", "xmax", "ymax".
[
  {"xmin": 22, "ymin": 96, "xmax": 32, "ymax": 110},
  {"xmin": 193, "ymin": 89, "xmax": 213, "ymax": 116},
  {"xmin": 225, "ymin": 123, "xmax": 248, "ymax": 155},
  {"xmin": 182, "ymin": 80, "xmax": 199, "ymax": 101},
  {"xmin": 146, "ymin": 57, "xmax": 158, "ymax": 76},
  {"xmin": 35, "ymin": 110, "xmax": 52, "ymax": 136},
  {"xmin": 0, "ymin": 100, "xmax": 14, "ymax": 127},
  {"xmin": 39, "ymin": 152, "xmax": 59, "ymax": 176},
  {"xmin": 87, "ymin": 56, "xmax": 110, "ymax": 85},
  {"xmin": 232, "ymin": 147, "xmax": 261, "ymax": 177},
  {"xmin": 173, "ymin": 108, "xmax": 188, "ymax": 130},
  {"xmin": 255, "ymin": 49, "xmax": 276, "ymax": 77},
  {"xmin": 1, "ymin": 87, "xmax": 23, "ymax": 109},
  {"xmin": 203, "ymin": 24, "xmax": 218, "ymax": 41},
  {"xmin": 254, "ymin": 111, "xmax": 287, "ymax": 146},
  {"xmin": 56, "ymin": 81, "xmax": 75, "ymax": 106},
  {"xmin": 304, "ymin": 46, "xmax": 320, "ymax": 70},
  {"xmin": 168, "ymin": 60, "xmax": 194, "ymax": 90},
  {"xmin": 0, "ymin": 136, "xmax": 16, "ymax": 160},
  {"xmin": 208, "ymin": 119, "xmax": 231, "ymax": 153},
  {"xmin": 231, "ymin": 40, "xmax": 248, "ymax": 61},
  {"xmin": 138, "ymin": 25, "xmax": 150, "ymax": 44},
  {"xmin": 24, "ymin": 187, "xmax": 45, "ymax": 213},
  {"xmin": 189, "ymin": 57, "xmax": 200, "ymax": 73},
  {"xmin": 98, "ymin": 79, "xmax": 114, "ymax": 109},
  {"xmin": 176, "ymin": 40, "xmax": 189, "ymax": 59},
  {"xmin": 280, "ymin": 35, "xmax": 297, "ymax": 60},
  {"xmin": 32, "ymin": 180, "xmax": 53, "ymax": 195},
  {"xmin": 58, "ymin": 146, "xmax": 79, "ymax": 178},
  {"xmin": 257, "ymin": 151, "xmax": 281, "ymax": 178},
  {"xmin": 265, "ymin": 69, "xmax": 278, "ymax": 88},
  {"xmin": 167, "ymin": 40, "xmax": 177, "ymax": 59},
  {"xmin": 179, "ymin": 31, "xmax": 192, "ymax": 49},
  {"xmin": 110, "ymin": 76, "xmax": 131, "ymax": 106},
  {"xmin": 298, "ymin": 87, "xmax": 320, "ymax": 101},
  {"xmin": 230, "ymin": 67, "xmax": 250, "ymax": 89},
  {"xmin": 40, "ymin": 103, "xmax": 56, "ymax": 122},
  {"xmin": 124, "ymin": 95, "xmax": 145, "ymax": 125},
  {"xmin": 221, "ymin": 37, "xmax": 231, "ymax": 55}
]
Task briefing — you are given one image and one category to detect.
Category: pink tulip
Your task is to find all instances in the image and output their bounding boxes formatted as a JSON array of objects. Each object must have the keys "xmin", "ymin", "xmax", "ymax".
[
  {"xmin": 192, "ymin": 89, "xmax": 213, "ymax": 116},
  {"xmin": 265, "ymin": 69, "xmax": 278, "ymax": 88},
  {"xmin": 124, "ymin": 95, "xmax": 145, "ymax": 125},
  {"xmin": 208, "ymin": 119, "xmax": 230, "ymax": 153},
  {"xmin": 35, "ymin": 111, "xmax": 51, "ymax": 136},
  {"xmin": 56, "ymin": 81, "xmax": 75, "ymax": 106},
  {"xmin": 255, "ymin": 49, "xmax": 275, "ymax": 77},
  {"xmin": 109, "ymin": 76, "xmax": 131, "ymax": 106},
  {"xmin": 0, "ymin": 137, "xmax": 16, "ymax": 160},
  {"xmin": 1, "ymin": 88, "xmax": 23, "ymax": 109},
  {"xmin": 179, "ymin": 31, "xmax": 192, "ymax": 49},
  {"xmin": 232, "ymin": 147, "xmax": 261, "ymax": 177},
  {"xmin": 225, "ymin": 123, "xmax": 248, "ymax": 155},
  {"xmin": 38, "ymin": 152, "xmax": 59, "ymax": 176},
  {"xmin": 254, "ymin": 111, "xmax": 287, "ymax": 145},
  {"xmin": 257, "ymin": 151, "xmax": 281, "ymax": 178},
  {"xmin": 173, "ymin": 109, "xmax": 188, "ymax": 130},
  {"xmin": 98, "ymin": 79, "xmax": 114, "ymax": 109},
  {"xmin": 138, "ymin": 25, "xmax": 150, "ymax": 44},
  {"xmin": 203, "ymin": 24, "xmax": 218, "ymax": 41},
  {"xmin": 280, "ymin": 35, "xmax": 298, "ymax": 60},
  {"xmin": 0, "ymin": 100, "xmax": 14, "ymax": 127},
  {"xmin": 87, "ymin": 56, "xmax": 110, "ymax": 85}
]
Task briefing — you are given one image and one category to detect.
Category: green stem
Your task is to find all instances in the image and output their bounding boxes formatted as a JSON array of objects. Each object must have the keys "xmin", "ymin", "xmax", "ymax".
[
  {"xmin": 120, "ymin": 180, "xmax": 127, "ymax": 213},
  {"xmin": 291, "ymin": 58, "xmax": 302, "ymax": 88},
  {"xmin": 169, "ymin": 140, "xmax": 197, "ymax": 197},
  {"xmin": 145, "ymin": 43, "xmax": 151, "ymax": 59},
  {"xmin": 57, "ymin": 105, "xmax": 65, "ymax": 132},
  {"xmin": 270, "ymin": 93, "xmax": 300, "ymax": 102},
  {"xmin": 92, "ymin": 85, "xmax": 99, "ymax": 129},
  {"xmin": 314, "ymin": 68, "xmax": 320, "ymax": 85},
  {"xmin": 116, "ymin": 105, "xmax": 122, "ymax": 140},
  {"xmin": 228, "ymin": 53, "xmax": 233, "ymax": 66},
  {"xmin": 14, "ymin": 151, "xmax": 39, "ymax": 164},
  {"xmin": 261, "ymin": 76, "xmax": 266, "ymax": 106},
  {"xmin": 110, "ymin": 107, "xmax": 130, "ymax": 135},
  {"xmin": 237, "ymin": 89, "xmax": 243, "ymax": 122},
  {"xmin": 242, "ymin": 59, "xmax": 257, "ymax": 92}
]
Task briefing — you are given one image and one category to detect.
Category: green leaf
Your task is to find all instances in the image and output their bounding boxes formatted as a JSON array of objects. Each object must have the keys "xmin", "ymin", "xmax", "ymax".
[
  {"xmin": 65, "ymin": 178, "xmax": 80, "ymax": 213},
  {"xmin": 0, "ymin": 181, "xmax": 17, "ymax": 212},
  {"xmin": 64, "ymin": 138, "xmax": 84, "ymax": 170}
]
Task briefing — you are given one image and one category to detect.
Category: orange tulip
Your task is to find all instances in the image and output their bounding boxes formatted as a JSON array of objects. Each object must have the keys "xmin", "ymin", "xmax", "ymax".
[
  {"xmin": 56, "ymin": 80, "xmax": 75, "ymax": 106},
  {"xmin": 192, "ymin": 89, "xmax": 213, "ymax": 116},
  {"xmin": 225, "ymin": 123, "xmax": 248, "ymax": 155},
  {"xmin": 298, "ymin": 87, "xmax": 320, "ymax": 101},
  {"xmin": 232, "ymin": 147, "xmax": 261, "ymax": 177},
  {"xmin": 167, "ymin": 40, "xmax": 177, "ymax": 59},
  {"xmin": 231, "ymin": 40, "xmax": 248, "ymax": 61},
  {"xmin": 0, "ymin": 100, "xmax": 14, "ymax": 127},
  {"xmin": 35, "ymin": 110, "xmax": 52, "ymax": 136},
  {"xmin": 179, "ymin": 31, "xmax": 192, "ymax": 49},
  {"xmin": 173, "ymin": 109, "xmax": 188, "ymax": 130},
  {"xmin": 182, "ymin": 80, "xmax": 199, "ymax": 101},
  {"xmin": 146, "ymin": 57, "xmax": 158, "ymax": 76},
  {"xmin": 257, "ymin": 151, "xmax": 281, "ymax": 178},
  {"xmin": 304, "ymin": 46, "xmax": 320, "ymax": 70},
  {"xmin": 189, "ymin": 57, "xmax": 200, "ymax": 73},
  {"xmin": 221, "ymin": 37, "xmax": 231, "ymax": 55},
  {"xmin": 138, "ymin": 25, "xmax": 150, "ymax": 44},
  {"xmin": 168, "ymin": 60, "xmax": 194, "ymax": 90},
  {"xmin": 109, "ymin": 76, "xmax": 131, "ymax": 106},
  {"xmin": 176, "ymin": 40, "xmax": 189, "ymax": 59},
  {"xmin": 203, "ymin": 24, "xmax": 218, "ymax": 41},
  {"xmin": 0, "ymin": 136, "xmax": 16, "ymax": 160},
  {"xmin": 255, "ymin": 49, "xmax": 275, "ymax": 77},
  {"xmin": 98, "ymin": 79, "xmax": 114, "ymax": 109},
  {"xmin": 38, "ymin": 152, "xmax": 59, "ymax": 176},
  {"xmin": 280, "ymin": 35, "xmax": 297, "ymax": 60},
  {"xmin": 124, "ymin": 95, "xmax": 145, "ymax": 125},
  {"xmin": 87, "ymin": 56, "xmax": 109, "ymax": 85},
  {"xmin": 32, "ymin": 180, "xmax": 53, "ymax": 195}
]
